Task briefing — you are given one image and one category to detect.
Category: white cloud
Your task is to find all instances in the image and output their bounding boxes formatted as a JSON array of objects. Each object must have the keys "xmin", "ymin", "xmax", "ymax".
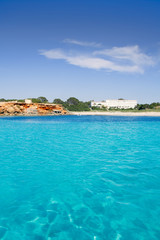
[
  {"xmin": 39, "ymin": 48, "xmax": 145, "ymax": 73},
  {"xmin": 93, "ymin": 45, "xmax": 154, "ymax": 66},
  {"xmin": 63, "ymin": 39, "xmax": 102, "ymax": 48},
  {"xmin": 39, "ymin": 49, "xmax": 66, "ymax": 59},
  {"xmin": 39, "ymin": 44, "xmax": 154, "ymax": 74}
]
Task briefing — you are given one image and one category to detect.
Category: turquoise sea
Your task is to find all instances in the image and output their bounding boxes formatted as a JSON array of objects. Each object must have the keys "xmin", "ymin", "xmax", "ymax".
[{"xmin": 0, "ymin": 116, "xmax": 160, "ymax": 240}]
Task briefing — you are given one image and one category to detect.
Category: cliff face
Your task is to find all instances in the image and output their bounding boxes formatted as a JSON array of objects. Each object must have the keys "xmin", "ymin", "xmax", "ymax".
[{"xmin": 0, "ymin": 102, "xmax": 68, "ymax": 116}]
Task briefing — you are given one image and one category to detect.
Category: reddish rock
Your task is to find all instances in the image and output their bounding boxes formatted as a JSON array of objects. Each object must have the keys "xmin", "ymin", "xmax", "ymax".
[{"xmin": 0, "ymin": 102, "xmax": 68, "ymax": 116}]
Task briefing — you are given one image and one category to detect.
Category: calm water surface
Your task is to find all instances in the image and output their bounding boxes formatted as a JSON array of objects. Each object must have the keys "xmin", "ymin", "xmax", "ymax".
[{"xmin": 0, "ymin": 116, "xmax": 160, "ymax": 240}]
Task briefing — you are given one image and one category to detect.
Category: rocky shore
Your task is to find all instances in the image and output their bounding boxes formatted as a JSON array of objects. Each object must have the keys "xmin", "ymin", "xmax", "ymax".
[{"xmin": 0, "ymin": 102, "xmax": 68, "ymax": 116}]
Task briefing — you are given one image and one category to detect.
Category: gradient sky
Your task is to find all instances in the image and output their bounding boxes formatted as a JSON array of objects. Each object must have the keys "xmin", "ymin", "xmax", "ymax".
[{"xmin": 0, "ymin": 0, "xmax": 160, "ymax": 103}]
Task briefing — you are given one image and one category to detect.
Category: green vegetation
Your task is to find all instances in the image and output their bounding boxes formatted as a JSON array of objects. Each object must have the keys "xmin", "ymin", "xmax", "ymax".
[
  {"xmin": 136, "ymin": 102, "xmax": 160, "ymax": 110},
  {"xmin": 53, "ymin": 98, "xmax": 64, "ymax": 104},
  {"xmin": 0, "ymin": 98, "xmax": 6, "ymax": 102},
  {"xmin": 0, "ymin": 98, "xmax": 16, "ymax": 102},
  {"xmin": 0, "ymin": 97, "xmax": 48, "ymax": 104},
  {"xmin": 30, "ymin": 97, "xmax": 48, "ymax": 103},
  {"xmin": 17, "ymin": 99, "xmax": 25, "ymax": 102},
  {"xmin": 53, "ymin": 97, "xmax": 91, "ymax": 111},
  {"xmin": 91, "ymin": 106, "xmax": 107, "ymax": 111},
  {"xmin": 37, "ymin": 96, "xmax": 48, "ymax": 103}
]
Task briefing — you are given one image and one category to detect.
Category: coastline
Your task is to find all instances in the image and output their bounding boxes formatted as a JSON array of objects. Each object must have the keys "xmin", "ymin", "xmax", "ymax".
[
  {"xmin": 70, "ymin": 111, "xmax": 160, "ymax": 116},
  {"xmin": 0, "ymin": 102, "xmax": 68, "ymax": 116}
]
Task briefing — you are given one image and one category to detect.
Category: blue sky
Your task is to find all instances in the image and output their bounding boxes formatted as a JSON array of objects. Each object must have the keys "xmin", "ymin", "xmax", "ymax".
[{"xmin": 0, "ymin": 0, "xmax": 160, "ymax": 103}]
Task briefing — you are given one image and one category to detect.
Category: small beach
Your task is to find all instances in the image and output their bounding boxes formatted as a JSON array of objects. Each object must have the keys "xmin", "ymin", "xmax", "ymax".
[{"xmin": 71, "ymin": 111, "xmax": 160, "ymax": 116}]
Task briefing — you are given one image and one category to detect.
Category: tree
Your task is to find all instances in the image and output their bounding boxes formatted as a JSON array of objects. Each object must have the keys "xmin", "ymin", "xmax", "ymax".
[
  {"xmin": 66, "ymin": 97, "xmax": 79, "ymax": 105},
  {"xmin": 37, "ymin": 96, "xmax": 48, "ymax": 103},
  {"xmin": 0, "ymin": 98, "xmax": 6, "ymax": 102},
  {"xmin": 137, "ymin": 104, "xmax": 149, "ymax": 110},
  {"xmin": 31, "ymin": 98, "xmax": 41, "ymax": 103},
  {"xmin": 53, "ymin": 98, "xmax": 64, "ymax": 104}
]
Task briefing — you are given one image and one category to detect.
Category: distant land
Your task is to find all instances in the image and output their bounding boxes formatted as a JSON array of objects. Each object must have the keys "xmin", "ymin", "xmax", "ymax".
[{"xmin": 0, "ymin": 97, "xmax": 160, "ymax": 116}]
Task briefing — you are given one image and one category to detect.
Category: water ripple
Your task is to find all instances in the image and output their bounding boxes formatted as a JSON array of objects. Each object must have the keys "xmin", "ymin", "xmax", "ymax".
[{"xmin": 0, "ymin": 116, "xmax": 160, "ymax": 239}]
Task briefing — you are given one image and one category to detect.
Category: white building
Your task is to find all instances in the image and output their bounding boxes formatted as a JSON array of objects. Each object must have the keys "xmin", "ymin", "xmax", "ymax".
[
  {"xmin": 25, "ymin": 99, "xmax": 32, "ymax": 104},
  {"xmin": 91, "ymin": 99, "xmax": 137, "ymax": 109}
]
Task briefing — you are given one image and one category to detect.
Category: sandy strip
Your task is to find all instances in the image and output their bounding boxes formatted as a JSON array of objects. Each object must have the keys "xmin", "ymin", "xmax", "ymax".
[{"xmin": 70, "ymin": 111, "xmax": 160, "ymax": 116}]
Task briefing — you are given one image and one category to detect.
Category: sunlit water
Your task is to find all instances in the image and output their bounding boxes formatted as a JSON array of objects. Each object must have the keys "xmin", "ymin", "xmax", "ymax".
[{"xmin": 0, "ymin": 115, "xmax": 160, "ymax": 240}]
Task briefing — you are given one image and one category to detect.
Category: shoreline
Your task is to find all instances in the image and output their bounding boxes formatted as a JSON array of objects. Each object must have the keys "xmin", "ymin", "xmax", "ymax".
[
  {"xmin": 70, "ymin": 111, "xmax": 160, "ymax": 116},
  {"xmin": 0, "ymin": 114, "xmax": 69, "ymax": 118},
  {"xmin": 1, "ymin": 111, "xmax": 160, "ymax": 117}
]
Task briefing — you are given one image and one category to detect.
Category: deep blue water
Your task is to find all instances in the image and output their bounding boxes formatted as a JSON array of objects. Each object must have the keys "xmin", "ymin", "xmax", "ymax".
[{"xmin": 0, "ymin": 115, "xmax": 160, "ymax": 240}]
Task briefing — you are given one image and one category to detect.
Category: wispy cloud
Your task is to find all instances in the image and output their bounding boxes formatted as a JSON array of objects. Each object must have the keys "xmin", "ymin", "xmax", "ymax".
[
  {"xmin": 93, "ymin": 45, "xmax": 154, "ymax": 66},
  {"xmin": 63, "ymin": 39, "xmax": 102, "ymax": 48},
  {"xmin": 39, "ymin": 43, "xmax": 154, "ymax": 74}
]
